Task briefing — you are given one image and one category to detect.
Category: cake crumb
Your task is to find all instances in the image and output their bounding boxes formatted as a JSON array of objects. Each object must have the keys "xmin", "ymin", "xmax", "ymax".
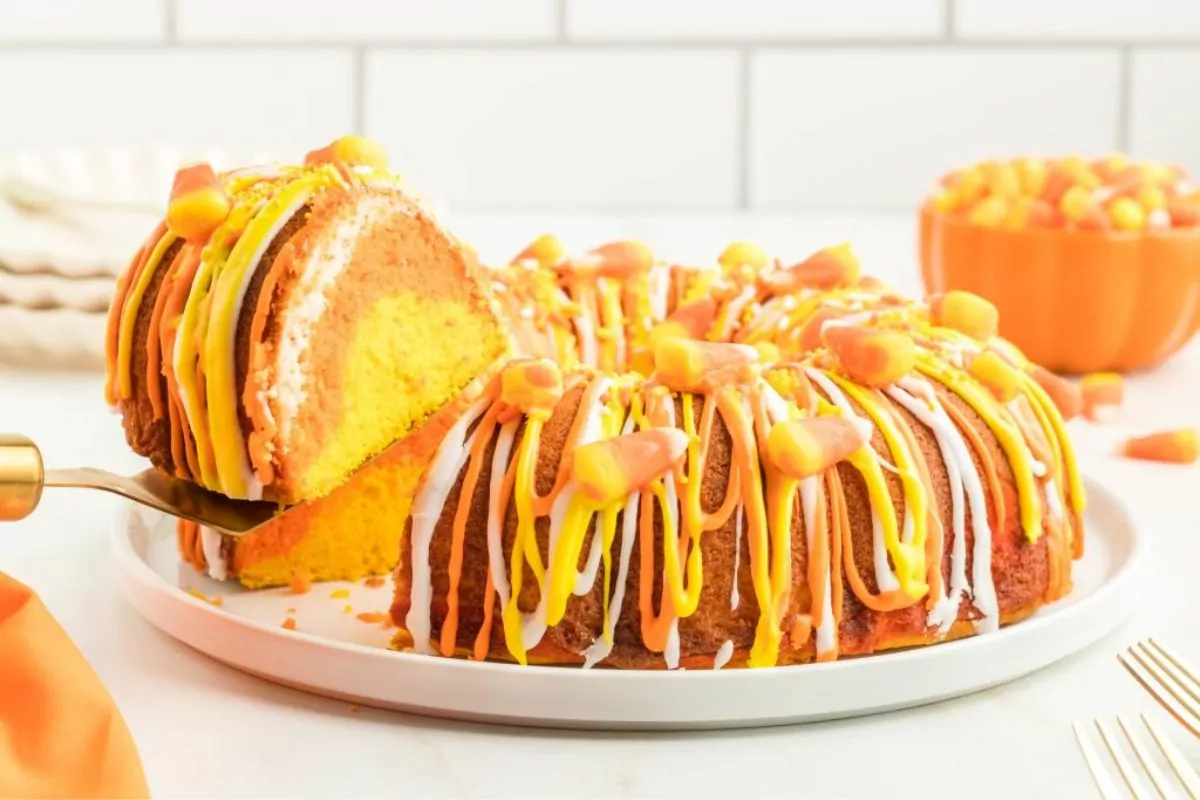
[
  {"xmin": 329, "ymin": 588, "xmax": 351, "ymax": 599},
  {"xmin": 356, "ymin": 611, "xmax": 389, "ymax": 624},
  {"xmin": 348, "ymin": 704, "xmax": 360, "ymax": 714},
  {"xmin": 285, "ymin": 607, "xmax": 297, "ymax": 614},
  {"xmin": 289, "ymin": 571, "xmax": 313, "ymax": 595},
  {"xmin": 281, "ymin": 617, "xmax": 297, "ymax": 631},
  {"xmin": 186, "ymin": 588, "xmax": 222, "ymax": 607},
  {"xmin": 364, "ymin": 576, "xmax": 386, "ymax": 588}
]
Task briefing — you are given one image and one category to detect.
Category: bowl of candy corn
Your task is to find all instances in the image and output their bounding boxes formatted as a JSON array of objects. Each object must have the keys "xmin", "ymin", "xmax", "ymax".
[{"xmin": 919, "ymin": 154, "xmax": 1200, "ymax": 373}]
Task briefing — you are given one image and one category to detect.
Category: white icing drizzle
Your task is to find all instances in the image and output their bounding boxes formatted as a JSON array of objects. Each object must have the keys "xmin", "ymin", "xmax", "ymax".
[
  {"xmin": 713, "ymin": 639, "xmax": 734, "ymax": 670},
  {"xmin": 665, "ymin": 619, "xmax": 681, "ymax": 670},
  {"xmin": 761, "ymin": 383, "xmax": 791, "ymax": 424},
  {"xmin": 582, "ymin": 414, "xmax": 640, "ymax": 669},
  {"xmin": 647, "ymin": 263, "xmax": 670, "ymax": 322},
  {"xmin": 820, "ymin": 309, "xmax": 875, "ymax": 334},
  {"xmin": 805, "ymin": 368, "xmax": 901, "ymax": 593},
  {"xmin": 405, "ymin": 398, "xmax": 488, "ymax": 654},
  {"xmin": 599, "ymin": 277, "xmax": 627, "ymax": 369},
  {"xmin": 574, "ymin": 525, "xmax": 605, "ymax": 595},
  {"xmin": 519, "ymin": 377, "xmax": 613, "ymax": 654},
  {"xmin": 800, "ymin": 476, "xmax": 836, "ymax": 657},
  {"xmin": 572, "ymin": 310, "xmax": 598, "ymax": 366},
  {"xmin": 1044, "ymin": 477, "xmax": 1064, "ymax": 524},
  {"xmin": 730, "ymin": 506, "xmax": 744, "ymax": 610},
  {"xmin": 212, "ymin": 191, "xmax": 312, "ymax": 500},
  {"xmin": 893, "ymin": 377, "xmax": 997, "ymax": 633},
  {"xmin": 484, "ymin": 420, "xmax": 519, "ymax": 611},
  {"xmin": 199, "ymin": 527, "xmax": 228, "ymax": 581},
  {"xmin": 715, "ymin": 286, "xmax": 755, "ymax": 339}
]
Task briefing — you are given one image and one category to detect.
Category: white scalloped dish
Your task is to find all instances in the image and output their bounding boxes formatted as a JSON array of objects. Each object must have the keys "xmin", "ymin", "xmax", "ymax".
[
  {"xmin": 0, "ymin": 147, "xmax": 274, "ymax": 368},
  {"xmin": 113, "ymin": 475, "xmax": 1144, "ymax": 730}
]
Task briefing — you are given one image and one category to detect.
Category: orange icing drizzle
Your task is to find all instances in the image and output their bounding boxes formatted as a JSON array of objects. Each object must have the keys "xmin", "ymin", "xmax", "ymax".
[{"xmin": 440, "ymin": 403, "xmax": 500, "ymax": 656}]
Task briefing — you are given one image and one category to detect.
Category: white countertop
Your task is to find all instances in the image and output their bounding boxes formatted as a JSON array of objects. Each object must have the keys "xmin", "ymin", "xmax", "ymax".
[{"xmin": 2, "ymin": 212, "xmax": 1199, "ymax": 799}]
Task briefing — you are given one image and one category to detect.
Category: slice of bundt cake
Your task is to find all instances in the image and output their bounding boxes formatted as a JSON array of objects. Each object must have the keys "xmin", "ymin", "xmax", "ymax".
[{"xmin": 105, "ymin": 137, "xmax": 510, "ymax": 505}]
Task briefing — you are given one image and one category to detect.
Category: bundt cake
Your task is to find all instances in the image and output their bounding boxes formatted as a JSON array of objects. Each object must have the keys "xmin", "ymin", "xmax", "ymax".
[
  {"xmin": 109, "ymin": 141, "xmax": 1085, "ymax": 668},
  {"xmin": 389, "ymin": 238, "xmax": 1086, "ymax": 669},
  {"xmin": 104, "ymin": 136, "xmax": 509, "ymax": 509}
]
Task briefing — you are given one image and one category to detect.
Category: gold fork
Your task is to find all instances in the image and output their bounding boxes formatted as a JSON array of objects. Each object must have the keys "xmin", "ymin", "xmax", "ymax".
[
  {"xmin": 0, "ymin": 434, "xmax": 282, "ymax": 536},
  {"xmin": 1074, "ymin": 715, "xmax": 1200, "ymax": 799},
  {"xmin": 1119, "ymin": 639, "xmax": 1200, "ymax": 740}
]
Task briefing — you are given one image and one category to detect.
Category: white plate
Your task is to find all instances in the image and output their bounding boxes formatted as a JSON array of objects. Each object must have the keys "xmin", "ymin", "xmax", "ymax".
[{"xmin": 113, "ymin": 475, "xmax": 1144, "ymax": 731}]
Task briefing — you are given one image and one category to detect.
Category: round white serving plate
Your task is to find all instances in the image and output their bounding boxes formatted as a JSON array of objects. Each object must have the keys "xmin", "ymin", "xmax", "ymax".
[{"xmin": 113, "ymin": 476, "xmax": 1144, "ymax": 731}]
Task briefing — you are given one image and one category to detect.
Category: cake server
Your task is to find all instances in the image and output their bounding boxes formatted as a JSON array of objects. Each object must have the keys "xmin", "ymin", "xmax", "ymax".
[{"xmin": 0, "ymin": 433, "xmax": 281, "ymax": 536}]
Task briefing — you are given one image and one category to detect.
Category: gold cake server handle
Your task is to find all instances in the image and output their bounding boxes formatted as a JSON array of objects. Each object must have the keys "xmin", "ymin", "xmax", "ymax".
[{"xmin": 0, "ymin": 434, "xmax": 283, "ymax": 536}]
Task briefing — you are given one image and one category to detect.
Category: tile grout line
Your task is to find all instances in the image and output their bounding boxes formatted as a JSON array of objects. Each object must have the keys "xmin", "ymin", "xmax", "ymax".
[
  {"xmin": 0, "ymin": 39, "xmax": 1196, "ymax": 51},
  {"xmin": 164, "ymin": 0, "xmax": 178, "ymax": 42},
  {"xmin": 1117, "ymin": 46, "xmax": 1133, "ymax": 152},
  {"xmin": 353, "ymin": 47, "xmax": 366, "ymax": 134},
  {"xmin": 556, "ymin": 0, "xmax": 568, "ymax": 41},
  {"xmin": 736, "ymin": 47, "xmax": 751, "ymax": 210}
]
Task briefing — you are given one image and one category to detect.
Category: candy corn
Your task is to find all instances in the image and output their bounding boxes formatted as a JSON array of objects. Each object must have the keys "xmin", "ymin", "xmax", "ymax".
[
  {"xmin": 969, "ymin": 350, "xmax": 1022, "ymax": 403},
  {"xmin": 578, "ymin": 240, "xmax": 653, "ymax": 278},
  {"xmin": 1121, "ymin": 429, "xmax": 1198, "ymax": 464},
  {"xmin": 648, "ymin": 296, "xmax": 718, "ymax": 347},
  {"xmin": 500, "ymin": 359, "xmax": 564, "ymax": 414},
  {"xmin": 573, "ymin": 428, "xmax": 691, "ymax": 506},
  {"xmin": 1079, "ymin": 372, "xmax": 1123, "ymax": 422},
  {"xmin": 765, "ymin": 416, "xmax": 874, "ymax": 480},
  {"xmin": 822, "ymin": 325, "xmax": 916, "ymax": 388},
  {"xmin": 166, "ymin": 163, "xmax": 230, "ymax": 244},
  {"xmin": 1032, "ymin": 366, "xmax": 1082, "ymax": 421},
  {"xmin": 929, "ymin": 290, "xmax": 999, "ymax": 341},
  {"xmin": 513, "ymin": 234, "xmax": 565, "ymax": 268},
  {"xmin": 718, "ymin": 241, "xmax": 770, "ymax": 271},
  {"xmin": 929, "ymin": 155, "xmax": 1200, "ymax": 231},
  {"xmin": 654, "ymin": 339, "xmax": 759, "ymax": 393},
  {"xmin": 760, "ymin": 243, "xmax": 860, "ymax": 294}
]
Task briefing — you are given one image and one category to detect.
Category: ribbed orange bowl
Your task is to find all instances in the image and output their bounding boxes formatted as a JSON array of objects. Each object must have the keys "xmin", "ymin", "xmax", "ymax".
[{"xmin": 919, "ymin": 205, "xmax": 1200, "ymax": 374}]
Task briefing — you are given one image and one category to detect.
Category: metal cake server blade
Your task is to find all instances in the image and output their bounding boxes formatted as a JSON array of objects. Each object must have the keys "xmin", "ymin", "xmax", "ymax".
[{"xmin": 0, "ymin": 433, "xmax": 283, "ymax": 536}]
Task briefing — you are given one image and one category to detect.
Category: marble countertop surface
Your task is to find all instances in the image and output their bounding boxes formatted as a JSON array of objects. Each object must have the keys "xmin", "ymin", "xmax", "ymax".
[{"xmin": 2, "ymin": 211, "xmax": 1198, "ymax": 799}]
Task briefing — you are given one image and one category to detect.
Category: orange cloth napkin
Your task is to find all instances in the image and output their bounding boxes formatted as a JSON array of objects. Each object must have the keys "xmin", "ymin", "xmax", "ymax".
[{"xmin": 0, "ymin": 574, "xmax": 148, "ymax": 799}]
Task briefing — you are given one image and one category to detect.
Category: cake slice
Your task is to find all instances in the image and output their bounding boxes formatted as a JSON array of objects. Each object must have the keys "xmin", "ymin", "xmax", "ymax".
[{"xmin": 105, "ymin": 137, "xmax": 510, "ymax": 504}]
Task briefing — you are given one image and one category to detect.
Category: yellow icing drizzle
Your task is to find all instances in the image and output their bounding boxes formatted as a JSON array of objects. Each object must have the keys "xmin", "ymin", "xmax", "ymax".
[
  {"xmin": 824, "ymin": 372, "xmax": 929, "ymax": 597},
  {"xmin": 502, "ymin": 411, "xmax": 549, "ymax": 664},
  {"xmin": 916, "ymin": 356, "xmax": 1043, "ymax": 542},
  {"xmin": 1021, "ymin": 374, "xmax": 1087, "ymax": 516},
  {"xmin": 204, "ymin": 171, "xmax": 339, "ymax": 497},
  {"xmin": 116, "ymin": 231, "xmax": 178, "ymax": 399}
]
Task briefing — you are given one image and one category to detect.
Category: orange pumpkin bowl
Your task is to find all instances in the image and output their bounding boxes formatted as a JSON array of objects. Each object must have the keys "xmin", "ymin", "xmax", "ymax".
[{"xmin": 919, "ymin": 205, "xmax": 1200, "ymax": 374}]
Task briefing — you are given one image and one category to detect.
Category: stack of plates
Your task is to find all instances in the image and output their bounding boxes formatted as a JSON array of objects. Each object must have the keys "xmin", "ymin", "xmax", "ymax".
[{"xmin": 0, "ymin": 147, "xmax": 270, "ymax": 370}]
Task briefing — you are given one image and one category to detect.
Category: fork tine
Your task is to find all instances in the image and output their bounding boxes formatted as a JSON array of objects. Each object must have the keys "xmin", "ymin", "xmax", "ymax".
[
  {"xmin": 1142, "ymin": 714, "xmax": 1200, "ymax": 800},
  {"xmin": 1073, "ymin": 722, "xmax": 1127, "ymax": 800},
  {"xmin": 1119, "ymin": 647, "xmax": 1200, "ymax": 739},
  {"xmin": 1148, "ymin": 640, "xmax": 1200, "ymax": 697},
  {"xmin": 1117, "ymin": 715, "xmax": 1173, "ymax": 799},
  {"xmin": 1095, "ymin": 718, "xmax": 1156, "ymax": 800}
]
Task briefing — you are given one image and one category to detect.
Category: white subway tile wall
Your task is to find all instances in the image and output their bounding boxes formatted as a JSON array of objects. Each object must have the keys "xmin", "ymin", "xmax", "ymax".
[
  {"xmin": 366, "ymin": 50, "xmax": 740, "ymax": 207},
  {"xmin": 0, "ymin": 0, "xmax": 1197, "ymax": 210},
  {"xmin": 750, "ymin": 49, "xmax": 1122, "ymax": 208}
]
